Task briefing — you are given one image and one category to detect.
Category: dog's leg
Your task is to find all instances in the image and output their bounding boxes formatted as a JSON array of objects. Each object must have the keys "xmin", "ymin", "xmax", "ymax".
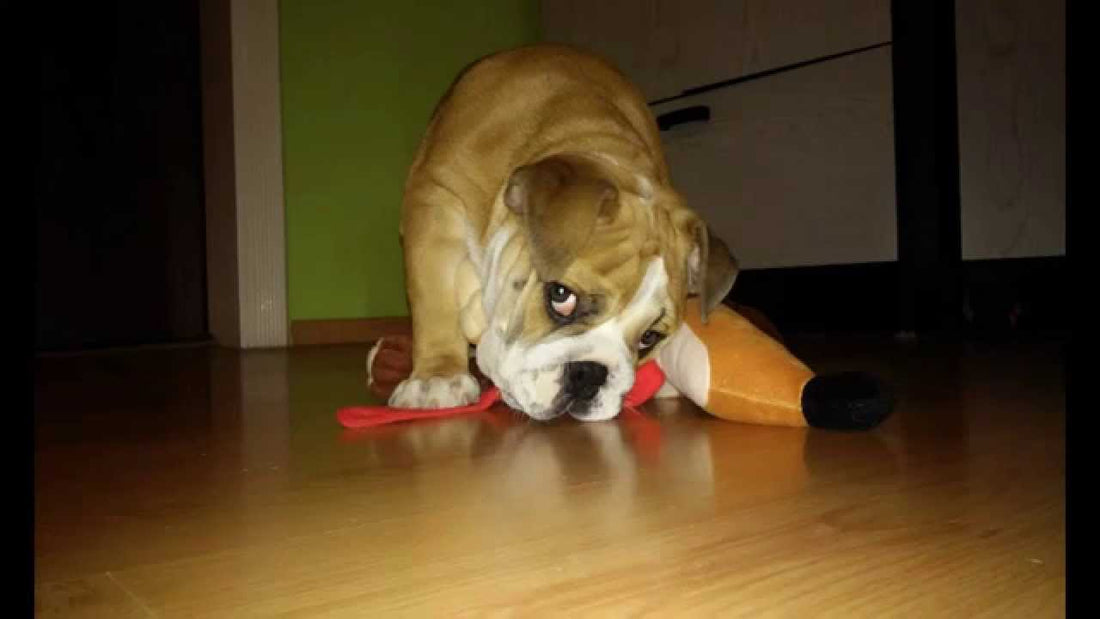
[{"xmin": 390, "ymin": 188, "xmax": 480, "ymax": 409}]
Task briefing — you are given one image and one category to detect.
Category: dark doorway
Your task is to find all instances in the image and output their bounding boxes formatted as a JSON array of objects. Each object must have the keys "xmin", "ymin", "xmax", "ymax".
[{"xmin": 36, "ymin": 1, "xmax": 209, "ymax": 352}]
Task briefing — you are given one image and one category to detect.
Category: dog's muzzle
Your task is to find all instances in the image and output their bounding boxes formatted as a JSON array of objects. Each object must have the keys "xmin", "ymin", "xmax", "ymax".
[
  {"xmin": 563, "ymin": 361, "xmax": 608, "ymax": 402},
  {"xmin": 547, "ymin": 360, "xmax": 610, "ymax": 419}
]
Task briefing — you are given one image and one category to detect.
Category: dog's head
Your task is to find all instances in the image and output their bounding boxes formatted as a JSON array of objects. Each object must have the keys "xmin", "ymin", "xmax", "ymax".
[{"xmin": 474, "ymin": 153, "xmax": 738, "ymax": 421}]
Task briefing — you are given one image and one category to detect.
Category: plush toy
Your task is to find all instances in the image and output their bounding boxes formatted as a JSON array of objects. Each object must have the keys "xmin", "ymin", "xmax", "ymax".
[
  {"xmin": 653, "ymin": 299, "xmax": 892, "ymax": 430},
  {"xmin": 337, "ymin": 301, "xmax": 893, "ymax": 431}
]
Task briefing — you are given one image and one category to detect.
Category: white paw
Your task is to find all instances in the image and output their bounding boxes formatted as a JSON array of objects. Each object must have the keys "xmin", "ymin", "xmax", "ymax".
[{"xmin": 389, "ymin": 373, "xmax": 480, "ymax": 409}]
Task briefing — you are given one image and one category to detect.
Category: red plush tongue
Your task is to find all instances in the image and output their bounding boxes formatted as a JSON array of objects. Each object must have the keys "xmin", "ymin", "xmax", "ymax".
[
  {"xmin": 621, "ymin": 360, "xmax": 666, "ymax": 407},
  {"xmin": 336, "ymin": 361, "xmax": 666, "ymax": 429}
]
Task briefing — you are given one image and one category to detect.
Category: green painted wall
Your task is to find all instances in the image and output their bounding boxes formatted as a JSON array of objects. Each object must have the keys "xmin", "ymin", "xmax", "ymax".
[{"xmin": 280, "ymin": 1, "xmax": 540, "ymax": 320}]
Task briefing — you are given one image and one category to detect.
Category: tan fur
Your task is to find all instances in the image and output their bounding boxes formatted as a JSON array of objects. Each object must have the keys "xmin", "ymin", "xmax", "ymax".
[{"xmin": 395, "ymin": 44, "xmax": 736, "ymax": 411}]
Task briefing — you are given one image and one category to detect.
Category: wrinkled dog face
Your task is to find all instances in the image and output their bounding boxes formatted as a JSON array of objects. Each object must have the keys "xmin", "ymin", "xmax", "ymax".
[
  {"xmin": 477, "ymin": 254, "xmax": 677, "ymax": 421},
  {"xmin": 472, "ymin": 153, "xmax": 736, "ymax": 421}
]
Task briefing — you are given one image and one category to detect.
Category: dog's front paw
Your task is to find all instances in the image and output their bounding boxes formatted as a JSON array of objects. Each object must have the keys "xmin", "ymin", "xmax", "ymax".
[{"xmin": 389, "ymin": 373, "xmax": 480, "ymax": 409}]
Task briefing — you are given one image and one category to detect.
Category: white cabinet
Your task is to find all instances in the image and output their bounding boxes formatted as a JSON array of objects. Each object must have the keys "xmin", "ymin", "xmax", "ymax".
[
  {"xmin": 542, "ymin": 0, "xmax": 890, "ymax": 102},
  {"xmin": 653, "ymin": 47, "xmax": 896, "ymax": 269},
  {"xmin": 542, "ymin": 0, "xmax": 897, "ymax": 269}
]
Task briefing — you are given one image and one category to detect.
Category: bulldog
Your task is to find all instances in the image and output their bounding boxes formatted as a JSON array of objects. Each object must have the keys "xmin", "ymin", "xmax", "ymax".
[{"xmin": 390, "ymin": 43, "xmax": 738, "ymax": 421}]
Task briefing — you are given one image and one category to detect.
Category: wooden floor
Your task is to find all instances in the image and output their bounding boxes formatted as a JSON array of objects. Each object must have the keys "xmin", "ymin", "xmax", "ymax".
[{"xmin": 34, "ymin": 334, "xmax": 1065, "ymax": 616}]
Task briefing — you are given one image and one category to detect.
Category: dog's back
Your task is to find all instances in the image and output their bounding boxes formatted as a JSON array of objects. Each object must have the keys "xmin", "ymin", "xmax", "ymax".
[{"xmin": 404, "ymin": 44, "xmax": 669, "ymax": 228}]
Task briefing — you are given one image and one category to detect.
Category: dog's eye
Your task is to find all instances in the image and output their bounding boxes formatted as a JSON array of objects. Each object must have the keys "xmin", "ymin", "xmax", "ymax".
[
  {"xmin": 638, "ymin": 329, "xmax": 665, "ymax": 353},
  {"xmin": 546, "ymin": 282, "xmax": 578, "ymax": 319}
]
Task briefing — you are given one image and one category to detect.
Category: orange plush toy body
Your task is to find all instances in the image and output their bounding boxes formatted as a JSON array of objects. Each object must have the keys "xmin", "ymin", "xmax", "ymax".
[
  {"xmin": 352, "ymin": 300, "xmax": 893, "ymax": 431},
  {"xmin": 655, "ymin": 299, "xmax": 892, "ymax": 430}
]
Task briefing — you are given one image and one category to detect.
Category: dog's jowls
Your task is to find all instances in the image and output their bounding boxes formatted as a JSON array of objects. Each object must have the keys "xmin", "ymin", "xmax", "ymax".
[{"xmin": 389, "ymin": 44, "xmax": 737, "ymax": 421}]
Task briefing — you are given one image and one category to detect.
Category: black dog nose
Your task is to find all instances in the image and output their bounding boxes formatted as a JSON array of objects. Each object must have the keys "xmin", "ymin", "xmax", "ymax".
[{"xmin": 564, "ymin": 361, "xmax": 608, "ymax": 401}]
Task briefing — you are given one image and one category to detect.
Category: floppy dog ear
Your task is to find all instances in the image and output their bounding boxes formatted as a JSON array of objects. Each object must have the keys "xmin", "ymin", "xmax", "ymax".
[
  {"xmin": 686, "ymin": 219, "xmax": 739, "ymax": 323},
  {"xmin": 504, "ymin": 155, "xmax": 619, "ymax": 280}
]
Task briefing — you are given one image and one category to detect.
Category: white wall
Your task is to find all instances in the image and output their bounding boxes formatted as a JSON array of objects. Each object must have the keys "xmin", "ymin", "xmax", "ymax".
[
  {"xmin": 956, "ymin": 0, "xmax": 1065, "ymax": 260},
  {"xmin": 200, "ymin": 0, "xmax": 288, "ymax": 348}
]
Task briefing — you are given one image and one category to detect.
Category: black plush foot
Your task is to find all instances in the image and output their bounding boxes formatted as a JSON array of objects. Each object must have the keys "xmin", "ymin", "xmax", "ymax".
[{"xmin": 801, "ymin": 371, "xmax": 895, "ymax": 431}]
